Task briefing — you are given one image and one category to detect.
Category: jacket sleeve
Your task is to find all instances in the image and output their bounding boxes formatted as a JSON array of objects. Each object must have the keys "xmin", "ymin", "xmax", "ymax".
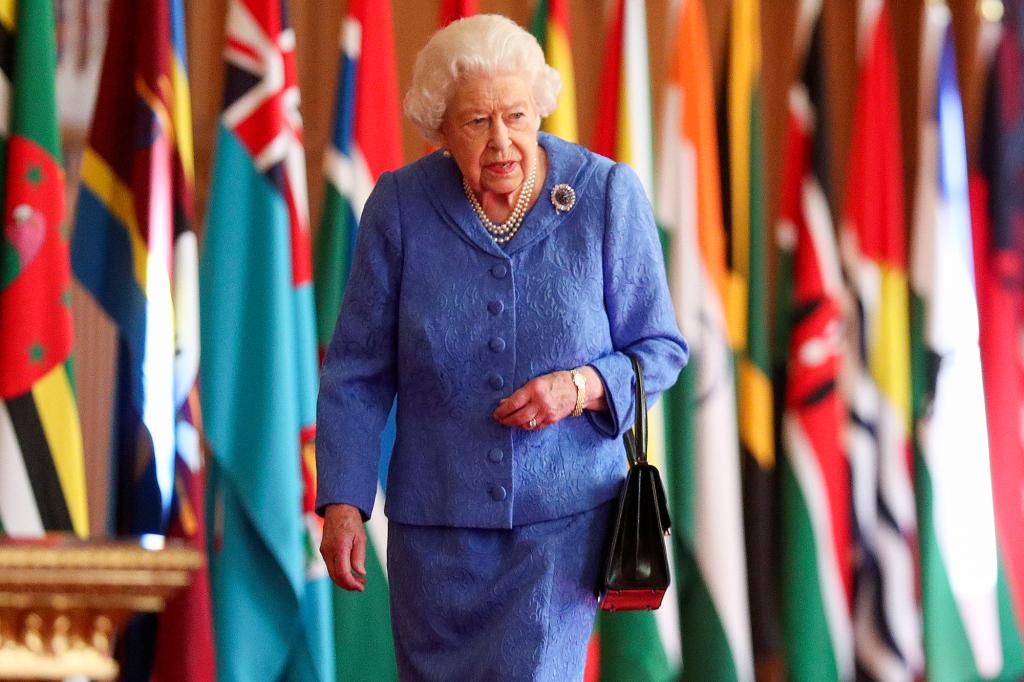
[
  {"xmin": 315, "ymin": 172, "xmax": 402, "ymax": 519},
  {"xmin": 587, "ymin": 162, "xmax": 689, "ymax": 438}
]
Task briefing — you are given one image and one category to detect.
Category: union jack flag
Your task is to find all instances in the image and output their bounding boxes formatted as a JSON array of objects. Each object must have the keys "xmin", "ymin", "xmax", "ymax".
[{"xmin": 223, "ymin": 0, "xmax": 311, "ymax": 288}]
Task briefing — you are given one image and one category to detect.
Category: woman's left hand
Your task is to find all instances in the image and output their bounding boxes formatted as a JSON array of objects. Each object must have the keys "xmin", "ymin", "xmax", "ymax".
[{"xmin": 493, "ymin": 367, "xmax": 606, "ymax": 430}]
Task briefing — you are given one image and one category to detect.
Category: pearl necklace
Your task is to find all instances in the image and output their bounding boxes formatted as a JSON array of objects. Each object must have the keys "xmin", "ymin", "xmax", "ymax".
[{"xmin": 463, "ymin": 161, "xmax": 537, "ymax": 245}]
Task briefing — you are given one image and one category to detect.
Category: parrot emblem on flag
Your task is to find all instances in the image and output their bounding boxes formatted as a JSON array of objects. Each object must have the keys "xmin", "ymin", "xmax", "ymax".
[{"xmin": 2, "ymin": 205, "xmax": 46, "ymax": 290}]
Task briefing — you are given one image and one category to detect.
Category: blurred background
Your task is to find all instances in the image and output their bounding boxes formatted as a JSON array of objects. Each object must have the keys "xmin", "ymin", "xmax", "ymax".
[{"xmin": 5, "ymin": 0, "xmax": 1019, "ymax": 680}]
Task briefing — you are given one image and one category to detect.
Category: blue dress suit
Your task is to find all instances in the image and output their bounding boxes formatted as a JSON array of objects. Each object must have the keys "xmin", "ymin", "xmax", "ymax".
[{"xmin": 316, "ymin": 133, "xmax": 687, "ymax": 680}]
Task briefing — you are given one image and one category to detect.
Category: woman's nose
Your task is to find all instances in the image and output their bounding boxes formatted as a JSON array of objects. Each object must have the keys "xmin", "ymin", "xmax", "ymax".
[{"xmin": 488, "ymin": 118, "xmax": 511, "ymax": 150}]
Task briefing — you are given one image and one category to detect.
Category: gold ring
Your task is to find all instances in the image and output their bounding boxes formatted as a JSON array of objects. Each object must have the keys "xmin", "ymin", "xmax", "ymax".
[{"xmin": 528, "ymin": 418, "xmax": 537, "ymax": 429}]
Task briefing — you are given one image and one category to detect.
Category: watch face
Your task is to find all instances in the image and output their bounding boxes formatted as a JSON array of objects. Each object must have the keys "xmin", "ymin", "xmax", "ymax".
[{"xmin": 573, "ymin": 373, "xmax": 586, "ymax": 388}]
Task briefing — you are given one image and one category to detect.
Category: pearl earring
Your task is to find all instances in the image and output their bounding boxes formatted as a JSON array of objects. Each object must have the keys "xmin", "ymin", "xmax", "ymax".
[{"xmin": 442, "ymin": 149, "xmax": 452, "ymax": 158}]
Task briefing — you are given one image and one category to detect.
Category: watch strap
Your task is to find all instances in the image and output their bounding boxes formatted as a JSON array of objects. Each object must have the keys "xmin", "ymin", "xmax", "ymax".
[{"xmin": 570, "ymin": 368, "xmax": 586, "ymax": 417}]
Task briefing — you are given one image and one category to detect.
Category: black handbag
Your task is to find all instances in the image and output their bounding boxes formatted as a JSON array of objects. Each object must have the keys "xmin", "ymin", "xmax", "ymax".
[{"xmin": 599, "ymin": 355, "xmax": 673, "ymax": 611}]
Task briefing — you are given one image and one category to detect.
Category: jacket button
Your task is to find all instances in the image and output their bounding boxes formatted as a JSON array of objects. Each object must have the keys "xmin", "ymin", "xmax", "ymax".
[
  {"xmin": 487, "ymin": 448, "xmax": 504, "ymax": 463},
  {"xmin": 491, "ymin": 263, "xmax": 508, "ymax": 279},
  {"xmin": 489, "ymin": 485, "xmax": 507, "ymax": 501},
  {"xmin": 489, "ymin": 337, "xmax": 506, "ymax": 352},
  {"xmin": 488, "ymin": 373, "xmax": 504, "ymax": 390},
  {"xmin": 488, "ymin": 300, "xmax": 504, "ymax": 315}
]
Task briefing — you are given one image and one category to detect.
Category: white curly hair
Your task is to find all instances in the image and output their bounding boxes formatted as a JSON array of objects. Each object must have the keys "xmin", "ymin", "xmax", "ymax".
[{"xmin": 404, "ymin": 14, "xmax": 562, "ymax": 145}]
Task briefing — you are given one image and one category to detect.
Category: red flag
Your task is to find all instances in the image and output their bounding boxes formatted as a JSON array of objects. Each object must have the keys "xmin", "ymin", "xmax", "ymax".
[
  {"xmin": 438, "ymin": 0, "xmax": 478, "ymax": 27},
  {"xmin": 975, "ymin": 7, "xmax": 1024, "ymax": 636}
]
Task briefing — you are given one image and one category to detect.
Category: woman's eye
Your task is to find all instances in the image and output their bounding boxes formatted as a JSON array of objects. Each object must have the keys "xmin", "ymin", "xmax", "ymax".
[
  {"xmin": 468, "ymin": 117, "xmax": 487, "ymax": 126},
  {"xmin": 510, "ymin": 112, "xmax": 525, "ymax": 120}
]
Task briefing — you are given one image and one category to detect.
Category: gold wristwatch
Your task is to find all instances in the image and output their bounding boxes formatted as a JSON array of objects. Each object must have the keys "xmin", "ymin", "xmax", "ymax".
[{"xmin": 569, "ymin": 368, "xmax": 587, "ymax": 417}]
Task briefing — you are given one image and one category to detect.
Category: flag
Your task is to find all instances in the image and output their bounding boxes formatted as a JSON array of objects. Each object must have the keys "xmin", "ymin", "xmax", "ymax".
[
  {"xmin": 775, "ymin": 8, "xmax": 854, "ymax": 679},
  {"xmin": 530, "ymin": 0, "xmax": 577, "ymax": 142},
  {"xmin": 910, "ymin": 8, "xmax": 1007, "ymax": 680},
  {"xmin": 70, "ymin": 0, "xmax": 214, "ymax": 678},
  {"xmin": 438, "ymin": 0, "xmax": 477, "ymax": 27},
  {"xmin": 657, "ymin": 1, "xmax": 753, "ymax": 679},
  {"xmin": 312, "ymin": 0, "xmax": 403, "ymax": 678},
  {"xmin": 841, "ymin": 3, "xmax": 921, "ymax": 679},
  {"xmin": 719, "ymin": 0, "xmax": 778, "ymax": 663},
  {"xmin": 0, "ymin": 0, "xmax": 87, "ymax": 538},
  {"xmin": 589, "ymin": 1, "xmax": 679, "ymax": 679},
  {"xmin": 976, "ymin": 0, "xmax": 1024, "ymax": 672},
  {"xmin": 200, "ymin": 1, "xmax": 332, "ymax": 679}
]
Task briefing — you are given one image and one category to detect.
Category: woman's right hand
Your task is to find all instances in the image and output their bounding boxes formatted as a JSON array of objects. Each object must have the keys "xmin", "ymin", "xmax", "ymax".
[{"xmin": 320, "ymin": 503, "xmax": 368, "ymax": 591}]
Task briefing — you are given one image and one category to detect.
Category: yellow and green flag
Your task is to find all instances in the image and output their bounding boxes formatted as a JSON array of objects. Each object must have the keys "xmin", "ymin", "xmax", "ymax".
[
  {"xmin": 720, "ymin": 0, "xmax": 779, "ymax": 664},
  {"xmin": 530, "ymin": 0, "xmax": 577, "ymax": 142}
]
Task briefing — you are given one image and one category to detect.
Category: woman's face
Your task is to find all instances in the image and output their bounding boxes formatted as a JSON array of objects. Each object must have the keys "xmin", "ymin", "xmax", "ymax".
[{"xmin": 439, "ymin": 72, "xmax": 541, "ymax": 199}]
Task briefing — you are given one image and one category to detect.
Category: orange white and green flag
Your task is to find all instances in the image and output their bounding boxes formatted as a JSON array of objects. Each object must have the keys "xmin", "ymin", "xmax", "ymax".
[
  {"xmin": 657, "ymin": 1, "xmax": 752, "ymax": 679},
  {"xmin": 530, "ymin": 0, "xmax": 577, "ymax": 142}
]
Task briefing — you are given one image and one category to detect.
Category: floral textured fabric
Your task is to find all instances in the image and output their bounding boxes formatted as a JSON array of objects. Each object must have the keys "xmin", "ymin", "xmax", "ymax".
[
  {"xmin": 388, "ymin": 500, "xmax": 615, "ymax": 681},
  {"xmin": 315, "ymin": 133, "xmax": 687, "ymax": 528}
]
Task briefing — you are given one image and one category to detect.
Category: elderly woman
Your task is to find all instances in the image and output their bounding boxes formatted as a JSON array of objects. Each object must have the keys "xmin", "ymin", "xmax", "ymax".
[{"xmin": 316, "ymin": 14, "xmax": 686, "ymax": 680}]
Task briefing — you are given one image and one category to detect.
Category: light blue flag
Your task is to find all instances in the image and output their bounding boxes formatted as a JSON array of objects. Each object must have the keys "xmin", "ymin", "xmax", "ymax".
[{"xmin": 200, "ymin": 2, "xmax": 332, "ymax": 680}]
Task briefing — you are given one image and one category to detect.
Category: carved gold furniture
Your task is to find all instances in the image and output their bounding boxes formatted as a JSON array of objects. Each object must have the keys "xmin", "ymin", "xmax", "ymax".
[{"xmin": 0, "ymin": 537, "xmax": 201, "ymax": 680}]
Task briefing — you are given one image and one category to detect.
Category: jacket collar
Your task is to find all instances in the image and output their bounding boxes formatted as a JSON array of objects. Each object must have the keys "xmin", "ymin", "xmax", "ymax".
[{"xmin": 414, "ymin": 133, "xmax": 594, "ymax": 259}]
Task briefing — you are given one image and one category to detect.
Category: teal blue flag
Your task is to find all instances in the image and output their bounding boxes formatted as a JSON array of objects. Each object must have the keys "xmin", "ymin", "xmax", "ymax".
[{"xmin": 200, "ymin": 2, "xmax": 332, "ymax": 680}]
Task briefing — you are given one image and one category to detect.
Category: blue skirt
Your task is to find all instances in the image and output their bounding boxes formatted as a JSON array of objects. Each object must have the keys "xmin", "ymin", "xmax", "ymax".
[{"xmin": 387, "ymin": 500, "xmax": 615, "ymax": 681}]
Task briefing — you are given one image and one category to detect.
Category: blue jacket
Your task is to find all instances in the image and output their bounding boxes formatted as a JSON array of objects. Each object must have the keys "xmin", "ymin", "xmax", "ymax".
[{"xmin": 315, "ymin": 133, "xmax": 687, "ymax": 529}]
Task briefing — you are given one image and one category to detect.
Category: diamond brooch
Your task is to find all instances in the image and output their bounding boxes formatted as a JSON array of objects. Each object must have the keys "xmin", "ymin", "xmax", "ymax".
[{"xmin": 550, "ymin": 183, "xmax": 576, "ymax": 214}]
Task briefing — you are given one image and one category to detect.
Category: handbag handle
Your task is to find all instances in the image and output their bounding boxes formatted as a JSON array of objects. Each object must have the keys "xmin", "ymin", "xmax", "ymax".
[{"xmin": 629, "ymin": 354, "xmax": 647, "ymax": 465}]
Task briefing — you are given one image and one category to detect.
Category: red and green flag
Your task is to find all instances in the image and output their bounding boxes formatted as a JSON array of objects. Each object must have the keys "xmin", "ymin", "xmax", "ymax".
[
  {"xmin": 976, "ymin": 0, "xmax": 1024, "ymax": 670},
  {"xmin": 775, "ymin": 6, "xmax": 853, "ymax": 679},
  {"xmin": 531, "ymin": 0, "xmax": 577, "ymax": 142},
  {"xmin": 0, "ymin": 0, "xmax": 88, "ymax": 539},
  {"xmin": 657, "ymin": 1, "xmax": 753, "ymax": 679},
  {"xmin": 313, "ymin": 0, "xmax": 403, "ymax": 678}
]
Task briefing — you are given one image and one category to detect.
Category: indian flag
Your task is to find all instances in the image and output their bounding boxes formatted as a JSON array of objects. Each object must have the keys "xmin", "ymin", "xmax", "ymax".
[
  {"xmin": 589, "ymin": 1, "xmax": 679, "ymax": 679},
  {"xmin": 657, "ymin": 1, "xmax": 752, "ymax": 679},
  {"xmin": 775, "ymin": 3, "xmax": 853, "ymax": 678},
  {"xmin": 531, "ymin": 0, "xmax": 577, "ymax": 142},
  {"xmin": 910, "ymin": 6, "xmax": 1005, "ymax": 680},
  {"xmin": 313, "ymin": 0, "xmax": 403, "ymax": 678},
  {"xmin": 0, "ymin": 0, "xmax": 88, "ymax": 539}
]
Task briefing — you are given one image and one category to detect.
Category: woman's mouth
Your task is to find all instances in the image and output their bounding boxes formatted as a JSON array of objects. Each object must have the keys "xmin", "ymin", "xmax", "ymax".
[{"xmin": 485, "ymin": 161, "xmax": 518, "ymax": 176}]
